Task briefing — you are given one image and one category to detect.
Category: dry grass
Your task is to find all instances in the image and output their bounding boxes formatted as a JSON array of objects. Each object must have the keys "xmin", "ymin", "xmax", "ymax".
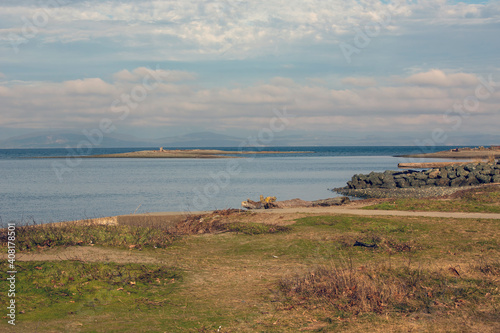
[
  {"xmin": 0, "ymin": 209, "xmax": 290, "ymax": 252},
  {"xmin": 277, "ymin": 261, "xmax": 500, "ymax": 317}
]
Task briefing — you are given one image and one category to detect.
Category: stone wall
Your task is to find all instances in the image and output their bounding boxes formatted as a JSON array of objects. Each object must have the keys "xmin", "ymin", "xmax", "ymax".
[{"xmin": 346, "ymin": 162, "xmax": 500, "ymax": 189}]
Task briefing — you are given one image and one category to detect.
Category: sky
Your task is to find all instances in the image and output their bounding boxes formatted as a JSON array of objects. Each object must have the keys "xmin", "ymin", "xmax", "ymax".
[{"xmin": 0, "ymin": 0, "xmax": 499, "ymax": 145}]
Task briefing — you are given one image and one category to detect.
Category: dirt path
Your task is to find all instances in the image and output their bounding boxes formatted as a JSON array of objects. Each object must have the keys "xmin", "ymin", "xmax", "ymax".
[
  {"xmin": 121, "ymin": 199, "xmax": 500, "ymax": 223},
  {"xmin": 6, "ymin": 245, "xmax": 168, "ymax": 264},
  {"xmin": 256, "ymin": 206, "xmax": 500, "ymax": 219}
]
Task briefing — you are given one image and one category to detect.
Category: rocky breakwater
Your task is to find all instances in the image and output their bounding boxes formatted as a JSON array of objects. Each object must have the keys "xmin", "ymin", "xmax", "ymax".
[{"xmin": 335, "ymin": 161, "xmax": 500, "ymax": 198}]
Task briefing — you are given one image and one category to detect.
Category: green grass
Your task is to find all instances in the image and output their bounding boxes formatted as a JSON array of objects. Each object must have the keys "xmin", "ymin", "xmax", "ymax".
[
  {"xmin": 1, "ymin": 212, "xmax": 499, "ymax": 332},
  {"xmin": 0, "ymin": 261, "xmax": 181, "ymax": 321},
  {"xmin": 224, "ymin": 222, "xmax": 291, "ymax": 235},
  {"xmin": 363, "ymin": 186, "xmax": 500, "ymax": 213}
]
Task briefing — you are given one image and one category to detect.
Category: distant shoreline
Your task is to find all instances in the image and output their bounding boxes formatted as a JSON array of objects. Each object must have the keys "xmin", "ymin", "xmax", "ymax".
[
  {"xmin": 397, "ymin": 146, "xmax": 500, "ymax": 159},
  {"xmin": 33, "ymin": 149, "xmax": 314, "ymax": 159}
]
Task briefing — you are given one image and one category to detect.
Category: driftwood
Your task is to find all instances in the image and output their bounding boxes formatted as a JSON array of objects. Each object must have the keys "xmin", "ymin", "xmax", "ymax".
[
  {"xmin": 241, "ymin": 196, "xmax": 350, "ymax": 210},
  {"xmin": 353, "ymin": 241, "xmax": 377, "ymax": 248}
]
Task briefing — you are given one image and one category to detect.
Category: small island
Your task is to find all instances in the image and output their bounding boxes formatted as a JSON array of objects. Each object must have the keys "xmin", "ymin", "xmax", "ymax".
[{"xmin": 82, "ymin": 148, "xmax": 312, "ymax": 158}]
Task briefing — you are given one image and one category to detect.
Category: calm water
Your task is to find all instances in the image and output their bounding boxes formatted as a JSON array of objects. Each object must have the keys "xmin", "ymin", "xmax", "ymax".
[{"xmin": 0, "ymin": 146, "xmax": 454, "ymax": 224}]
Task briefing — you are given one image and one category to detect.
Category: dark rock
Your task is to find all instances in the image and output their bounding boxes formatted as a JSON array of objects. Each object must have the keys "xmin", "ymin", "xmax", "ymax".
[
  {"xmin": 395, "ymin": 178, "xmax": 410, "ymax": 188},
  {"xmin": 368, "ymin": 172, "xmax": 383, "ymax": 186},
  {"xmin": 436, "ymin": 178, "xmax": 450, "ymax": 186},
  {"xmin": 466, "ymin": 175, "xmax": 480, "ymax": 186},
  {"xmin": 380, "ymin": 173, "xmax": 397, "ymax": 188},
  {"xmin": 412, "ymin": 179, "xmax": 427, "ymax": 187},
  {"xmin": 447, "ymin": 170, "xmax": 457, "ymax": 179},
  {"xmin": 428, "ymin": 169, "xmax": 440, "ymax": 179},
  {"xmin": 476, "ymin": 173, "xmax": 492, "ymax": 184},
  {"xmin": 464, "ymin": 164, "xmax": 476, "ymax": 172},
  {"xmin": 483, "ymin": 167, "xmax": 495, "ymax": 176},
  {"xmin": 450, "ymin": 176, "xmax": 467, "ymax": 187},
  {"xmin": 426, "ymin": 179, "xmax": 437, "ymax": 186},
  {"xmin": 415, "ymin": 172, "xmax": 428, "ymax": 180},
  {"xmin": 457, "ymin": 166, "xmax": 469, "ymax": 178}
]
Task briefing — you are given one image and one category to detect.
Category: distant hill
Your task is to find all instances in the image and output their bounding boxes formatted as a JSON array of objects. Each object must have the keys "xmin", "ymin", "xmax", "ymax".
[
  {"xmin": 157, "ymin": 131, "xmax": 246, "ymax": 147},
  {"xmin": 1, "ymin": 130, "xmax": 498, "ymax": 148},
  {"xmin": 0, "ymin": 131, "xmax": 251, "ymax": 148},
  {"xmin": 0, "ymin": 132, "xmax": 157, "ymax": 148}
]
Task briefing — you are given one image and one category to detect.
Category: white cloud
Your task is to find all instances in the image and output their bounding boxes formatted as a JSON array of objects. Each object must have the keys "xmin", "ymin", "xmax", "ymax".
[
  {"xmin": 1, "ymin": 68, "xmax": 498, "ymax": 135},
  {"xmin": 2, "ymin": 0, "xmax": 498, "ymax": 60},
  {"xmin": 404, "ymin": 69, "xmax": 478, "ymax": 87},
  {"xmin": 113, "ymin": 68, "xmax": 196, "ymax": 83},
  {"xmin": 341, "ymin": 77, "xmax": 377, "ymax": 87},
  {"xmin": 63, "ymin": 78, "xmax": 116, "ymax": 95},
  {"xmin": 2, "ymin": 1, "xmax": 499, "ymax": 138}
]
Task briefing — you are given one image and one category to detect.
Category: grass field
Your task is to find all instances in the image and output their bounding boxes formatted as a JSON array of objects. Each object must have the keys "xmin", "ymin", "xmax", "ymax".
[{"xmin": 1, "ymin": 207, "xmax": 499, "ymax": 332}]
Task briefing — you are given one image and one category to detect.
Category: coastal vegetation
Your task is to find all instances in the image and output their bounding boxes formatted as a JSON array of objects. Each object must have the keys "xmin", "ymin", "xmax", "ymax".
[{"xmin": 1, "ymin": 203, "xmax": 499, "ymax": 332}]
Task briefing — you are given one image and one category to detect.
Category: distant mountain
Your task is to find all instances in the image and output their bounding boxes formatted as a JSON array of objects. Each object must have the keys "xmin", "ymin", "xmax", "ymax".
[
  {"xmin": 157, "ymin": 131, "xmax": 247, "ymax": 147},
  {"xmin": 0, "ymin": 131, "xmax": 252, "ymax": 149},
  {"xmin": 1, "ymin": 130, "xmax": 498, "ymax": 148},
  {"xmin": 0, "ymin": 132, "xmax": 158, "ymax": 148}
]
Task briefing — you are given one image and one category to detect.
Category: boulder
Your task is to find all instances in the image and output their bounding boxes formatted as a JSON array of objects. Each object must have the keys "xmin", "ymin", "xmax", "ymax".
[
  {"xmin": 368, "ymin": 172, "xmax": 383, "ymax": 186},
  {"xmin": 428, "ymin": 169, "xmax": 440, "ymax": 179},
  {"xmin": 465, "ymin": 175, "xmax": 480, "ymax": 186},
  {"xmin": 476, "ymin": 173, "xmax": 492, "ymax": 184},
  {"xmin": 380, "ymin": 173, "xmax": 397, "ymax": 188},
  {"xmin": 439, "ymin": 169, "xmax": 449, "ymax": 179},
  {"xmin": 414, "ymin": 172, "xmax": 428, "ymax": 180},
  {"xmin": 426, "ymin": 179, "xmax": 437, "ymax": 186},
  {"xmin": 464, "ymin": 164, "xmax": 477, "ymax": 172},
  {"xmin": 456, "ymin": 166, "xmax": 469, "ymax": 178},
  {"xmin": 450, "ymin": 176, "xmax": 467, "ymax": 187},
  {"xmin": 395, "ymin": 178, "xmax": 410, "ymax": 188},
  {"xmin": 436, "ymin": 178, "xmax": 450, "ymax": 186}
]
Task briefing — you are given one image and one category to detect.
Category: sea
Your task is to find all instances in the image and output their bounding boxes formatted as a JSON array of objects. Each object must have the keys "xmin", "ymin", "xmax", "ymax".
[{"xmin": 0, "ymin": 146, "xmax": 457, "ymax": 225}]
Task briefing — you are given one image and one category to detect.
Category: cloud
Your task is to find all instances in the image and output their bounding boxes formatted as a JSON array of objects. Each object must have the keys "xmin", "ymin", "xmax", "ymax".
[
  {"xmin": 404, "ymin": 69, "xmax": 478, "ymax": 87},
  {"xmin": 2, "ymin": 0, "xmax": 498, "ymax": 61},
  {"xmin": 1, "ymin": 0, "xmax": 499, "ymax": 140},
  {"xmin": 1, "ymin": 68, "xmax": 498, "ymax": 136},
  {"xmin": 113, "ymin": 68, "xmax": 196, "ymax": 83},
  {"xmin": 341, "ymin": 77, "xmax": 377, "ymax": 87},
  {"xmin": 63, "ymin": 78, "xmax": 116, "ymax": 95}
]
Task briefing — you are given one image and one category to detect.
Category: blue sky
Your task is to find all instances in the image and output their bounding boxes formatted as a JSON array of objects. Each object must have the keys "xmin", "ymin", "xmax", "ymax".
[{"xmin": 0, "ymin": 0, "xmax": 499, "ymax": 144}]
